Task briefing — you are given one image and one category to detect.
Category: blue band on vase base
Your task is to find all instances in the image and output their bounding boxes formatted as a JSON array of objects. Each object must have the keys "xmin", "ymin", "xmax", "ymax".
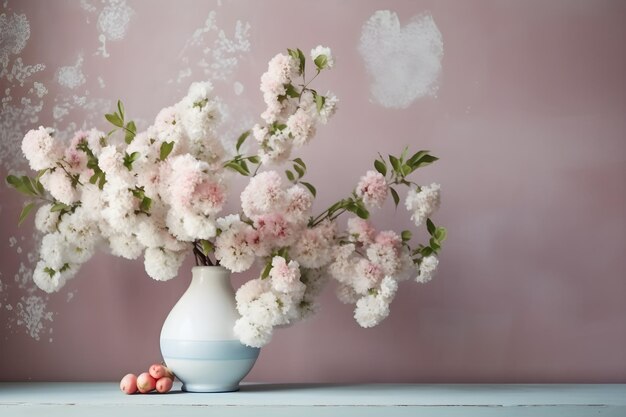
[{"xmin": 161, "ymin": 339, "xmax": 260, "ymax": 361}]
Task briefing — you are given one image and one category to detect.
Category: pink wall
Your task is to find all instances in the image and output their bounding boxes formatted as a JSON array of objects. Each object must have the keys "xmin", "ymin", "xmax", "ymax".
[{"xmin": 1, "ymin": 0, "xmax": 625, "ymax": 382}]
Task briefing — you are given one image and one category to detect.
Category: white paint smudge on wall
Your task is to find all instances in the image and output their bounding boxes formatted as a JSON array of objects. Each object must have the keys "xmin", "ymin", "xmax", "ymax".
[
  {"xmin": 15, "ymin": 295, "xmax": 54, "ymax": 341},
  {"xmin": 98, "ymin": 0, "xmax": 133, "ymax": 40},
  {"xmin": 358, "ymin": 10, "xmax": 443, "ymax": 109},
  {"xmin": 233, "ymin": 81, "xmax": 244, "ymax": 95},
  {"xmin": 0, "ymin": 11, "xmax": 29, "ymax": 67},
  {"xmin": 173, "ymin": 10, "xmax": 251, "ymax": 84},
  {"xmin": 0, "ymin": 10, "xmax": 46, "ymax": 172},
  {"xmin": 82, "ymin": 0, "xmax": 135, "ymax": 58},
  {"xmin": 56, "ymin": 55, "xmax": 86, "ymax": 89}
]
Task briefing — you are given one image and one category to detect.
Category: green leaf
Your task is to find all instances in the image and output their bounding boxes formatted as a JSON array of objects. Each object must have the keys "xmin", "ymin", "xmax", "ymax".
[
  {"xmin": 131, "ymin": 187, "xmax": 144, "ymax": 199},
  {"xmin": 140, "ymin": 196, "xmax": 152, "ymax": 213},
  {"xmin": 225, "ymin": 161, "xmax": 249, "ymax": 176},
  {"xmin": 401, "ymin": 230, "xmax": 412, "ymax": 242},
  {"xmin": 98, "ymin": 172, "xmax": 106, "ymax": 189},
  {"xmin": 105, "ymin": 113, "xmax": 123, "ymax": 128},
  {"xmin": 6, "ymin": 175, "xmax": 38, "ymax": 196},
  {"xmin": 35, "ymin": 178, "xmax": 45, "ymax": 195},
  {"xmin": 374, "ymin": 159, "xmax": 387, "ymax": 176},
  {"xmin": 400, "ymin": 146, "xmax": 409, "ymax": 162},
  {"xmin": 292, "ymin": 158, "xmax": 306, "ymax": 170},
  {"xmin": 123, "ymin": 152, "xmax": 140, "ymax": 170},
  {"xmin": 199, "ymin": 239, "xmax": 214, "ymax": 256},
  {"xmin": 434, "ymin": 227, "xmax": 447, "ymax": 243},
  {"xmin": 159, "ymin": 141, "xmax": 175, "ymax": 161},
  {"xmin": 389, "ymin": 187, "xmax": 400, "ymax": 207},
  {"xmin": 22, "ymin": 176, "xmax": 39, "ymax": 194},
  {"xmin": 285, "ymin": 84, "xmax": 300, "ymax": 98},
  {"xmin": 36, "ymin": 169, "xmax": 48, "ymax": 180},
  {"xmin": 236, "ymin": 130, "xmax": 250, "ymax": 152},
  {"xmin": 315, "ymin": 93, "xmax": 325, "ymax": 112},
  {"xmin": 50, "ymin": 202, "xmax": 69, "ymax": 212},
  {"xmin": 355, "ymin": 206, "xmax": 369, "ymax": 219},
  {"xmin": 247, "ymin": 155, "xmax": 260, "ymax": 164},
  {"xmin": 414, "ymin": 155, "xmax": 439, "ymax": 169},
  {"xmin": 429, "ymin": 238, "xmax": 441, "ymax": 252},
  {"xmin": 261, "ymin": 260, "xmax": 273, "ymax": 279},
  {"xmin": 89, "ymin": 173, "xmax": 98, "ymax": 185},
  {"xmin": 389, "ymin": 155, "xmax": 401, "ymax": 173},
  {"xmin": 125, "ymin": 121, "xmax": 136, "ymax": 144},
  {"xmin": 407, "ymin": 150, "xmax": 430, "ymax": 166},
  {"xmin": 6, "ymin": 175, "xmax": 20, "ymax": 187},
  {"xmin": 285, "ymin": 170, "xmax": 295, "ymax": 182},
  {"xmin": 426, "ymin": 218, "xmax": 436, "ymax": 235},
  {"xmin": 314, "ymin": 54, "xmax": 328, "ymax": 70},
  {"xmin": 297, "ymin": 48, "xmax": 306, "ymax": 74},
  {"xmin": 401, "ymin": 164, "xmax": 412, "ymax": 176},
  {"xmin": 421, "ymin": 247, "xmax": 434, "ymax": 257},
  {"xmin": 300, "ymin": 181, "xmax": 316, "ymax": 197},
  {"xmin": 277, "ymin": 247, "xmax": 289, "ymax": 259},
  {"xmin": 117, "ymin": 100, "xmax": 125, "ymax": 120},
  {"xmin": 18, "ymin": 202, "xmax": 35, "ymax": 226},
  {"xmin": 293, "ymin": 164, "xmax": 305, "ymax": 178}
]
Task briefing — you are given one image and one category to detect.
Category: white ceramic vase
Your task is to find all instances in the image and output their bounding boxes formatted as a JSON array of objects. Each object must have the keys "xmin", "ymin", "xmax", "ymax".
[{"xmin": 160, "ymin": 266, "xmax": 260, "ymax": 392}]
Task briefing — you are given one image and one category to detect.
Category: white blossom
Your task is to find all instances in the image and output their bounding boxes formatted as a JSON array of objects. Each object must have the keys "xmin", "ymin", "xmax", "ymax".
[{"xmin": 405, "ymin": 183, "xmax": 441, "ymax": 227}]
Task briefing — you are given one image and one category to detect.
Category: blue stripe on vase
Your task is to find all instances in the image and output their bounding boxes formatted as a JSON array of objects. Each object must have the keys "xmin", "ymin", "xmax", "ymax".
[{"xmin": 161, "ymin": 339, "xmax": 260, "ymax": 361}]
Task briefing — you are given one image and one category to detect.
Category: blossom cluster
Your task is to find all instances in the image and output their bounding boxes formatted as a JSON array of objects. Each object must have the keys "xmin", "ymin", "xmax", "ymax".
[
  {"xmin": 9, "ymin": 45, "xmax": 446, "ymax": 349},
  {"xmin": 253, "ymin": 48, "xmax": 338, "ymax": 165},
  {"xmin": 20, "ymin": 80, "xmax": 228, "ymax": 291}
]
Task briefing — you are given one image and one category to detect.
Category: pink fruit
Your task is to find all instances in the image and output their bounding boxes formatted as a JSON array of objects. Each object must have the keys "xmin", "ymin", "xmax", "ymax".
[
  {"xmin": 120, "ymin": 373, "xmax": 138, "ymax": 395},
  {"xmin": 137, "ymin": 372, "xmax": 156, "ymax": 393},
  {"xmin": 156, "ymin": 376, "xmax": 173, "ymax": 393},
  {"xmin": 149, "ymin": 364, "xmax": 173, "ymax": 380}
]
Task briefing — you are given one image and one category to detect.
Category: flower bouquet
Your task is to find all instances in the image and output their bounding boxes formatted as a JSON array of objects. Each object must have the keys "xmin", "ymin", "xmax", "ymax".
[{"xmin": 6, "ymin": 46, "xmax": 446, "ymax": 350}]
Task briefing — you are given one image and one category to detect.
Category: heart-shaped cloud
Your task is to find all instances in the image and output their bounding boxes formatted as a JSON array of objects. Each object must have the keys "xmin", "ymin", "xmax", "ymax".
[{"xmin": 358, "ymin": 10, "xmax": 443, "ymax": 109}]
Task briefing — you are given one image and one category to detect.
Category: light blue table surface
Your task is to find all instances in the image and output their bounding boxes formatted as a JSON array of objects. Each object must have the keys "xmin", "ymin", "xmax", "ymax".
[{"xmin": 1, "ymin": 382, "xmax": 625, "ymax": 416}]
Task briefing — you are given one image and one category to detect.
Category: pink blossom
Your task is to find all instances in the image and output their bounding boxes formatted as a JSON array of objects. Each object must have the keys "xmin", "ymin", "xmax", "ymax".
[
  {"xmin": 64, "ymin": 131, "xmax": 89, "ymax": 174},
  {"xmin": 254, "ymin": 212, "xmax": 293, "ymax": 248},
  {"xmin": 284, "ymin": 185, "xmax": 312, "ymax": 224},
  {"xmin": 244, "ymin": 228, "xmax": 270, "ymax": 257},
  {"xmin": 375, "ymin": 230, "xmax": 402, "ymax": 248},
  {"xmin": 353, "ymin": 259, "xmax": 384, "ymax": 294},
  {"xmin": 164, "ymin": 154, "xmax": 221, "ymax": 214},
  {"xmin": 347, "ymin": 217, "xmax": 376, "ymax": 244},
  {"xmin": 241, "ymin": 171, "xmax": 285, "ymax": 218},
  {"xmin": 291, "ymin": 224, "xmax": 334, "ymax": 269},
  {"xmin": 355, "ymin": 170, "xmax": 388, "ymax": 209},
  {"xmin": 269, "ymin": 256, "xmax": 302, "ymax": 293},
  {"xmin": 192, "ymin": 180, "xmax": 226, "ymax": 215}
]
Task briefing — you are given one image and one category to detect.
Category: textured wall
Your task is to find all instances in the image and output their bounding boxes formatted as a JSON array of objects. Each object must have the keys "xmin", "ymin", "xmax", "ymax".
[{"xmin": 1, "ymin": 0, "xmax": 625, "ymax": 382}]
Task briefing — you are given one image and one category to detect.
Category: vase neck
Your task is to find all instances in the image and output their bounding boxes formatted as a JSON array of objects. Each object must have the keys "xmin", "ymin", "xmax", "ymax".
[{"xmin": 190, "ymin": 266, "xmax": 232, "ymax": 292}]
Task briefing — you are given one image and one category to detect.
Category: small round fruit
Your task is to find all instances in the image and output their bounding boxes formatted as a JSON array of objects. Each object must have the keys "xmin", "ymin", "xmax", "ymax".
[
  {"xmin": 137, "ymin": 372, "xmax": 156, "ymax": 393},
  {"xmin": 156, "ymin": 376, "xmax": 173, "ymax": 393},
  {"xmin": 120, "ymin": 373, "xmax": 138, "ymax": 395},
  {"xmin": 149, "ymin": 364, "xmax": 173, "ymax": 380}
]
